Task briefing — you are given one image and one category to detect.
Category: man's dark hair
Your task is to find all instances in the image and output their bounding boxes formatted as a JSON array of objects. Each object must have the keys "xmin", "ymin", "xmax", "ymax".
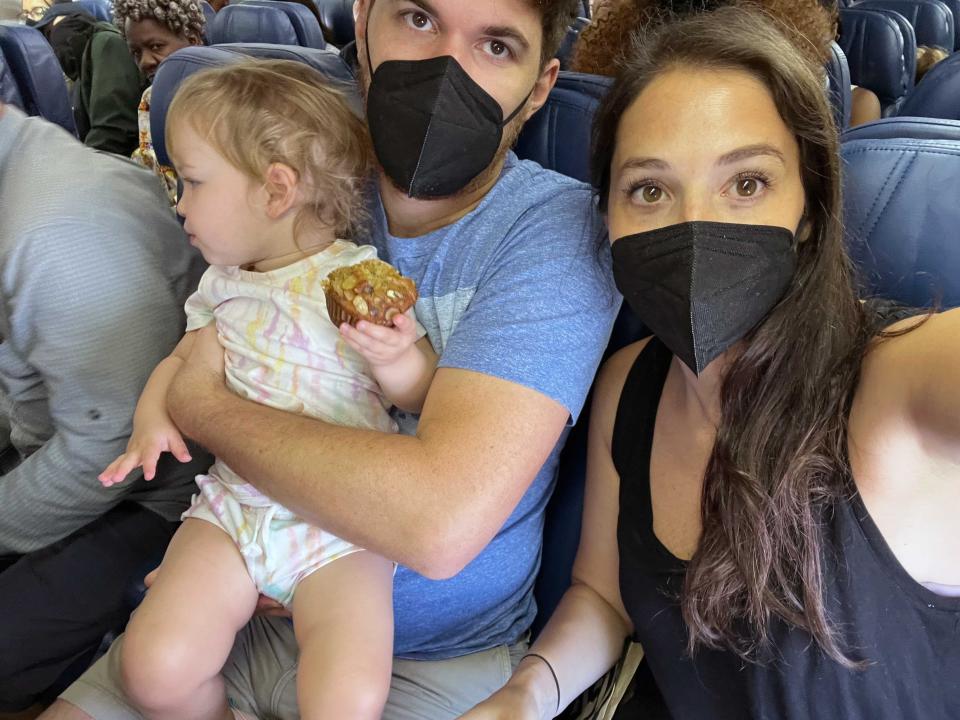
[{"xmin": 532, "ymin": 0, "xmax": 581, "ymax": 65}]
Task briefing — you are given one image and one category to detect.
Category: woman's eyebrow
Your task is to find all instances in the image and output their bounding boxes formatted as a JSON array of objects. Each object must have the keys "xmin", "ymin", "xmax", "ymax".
[
  {"xmin": 619, "ymin": 157, "xmax": 670, "ymax": 172},
  {"xmin": 716, "ymin": 144, "xmax": 785, "ymax": 166}
]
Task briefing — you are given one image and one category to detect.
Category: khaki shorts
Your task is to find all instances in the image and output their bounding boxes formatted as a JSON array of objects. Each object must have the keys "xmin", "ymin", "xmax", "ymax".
[{"xmin": 61, "ymin": 616, "xmax": 529, "ymax": 720}]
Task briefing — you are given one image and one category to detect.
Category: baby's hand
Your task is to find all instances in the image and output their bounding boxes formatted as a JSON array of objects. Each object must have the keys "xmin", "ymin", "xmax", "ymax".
[
  {"xmin": 340, "ymin": 311, "xmax": 419, "ymax": 368},
  {"xmin": 99, "ymin": 419, "xmax": 192, "ymax": 487}
]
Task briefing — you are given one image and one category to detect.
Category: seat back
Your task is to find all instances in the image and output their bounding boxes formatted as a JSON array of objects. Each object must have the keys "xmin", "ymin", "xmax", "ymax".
[
  {"xmin": 313, "ymin": 0, "xmax": 353, "ymax": 47},
  {"xmin": 0, "ymin": 47, "xmax": 24, "ymax": 108},
  {"xmin": 826, "ymin": 40, "xmax": 853, "ymax": 129},
  {"xmin": 240, "ymin": 0, "xmax": 325, "ymax": 48},
  {"xmin": 73, "ymin": 0, "xmax": 112, "ymax": 22},
  {"xmin": 0, "ymin": 22, "xmax": 75, "ymax": 133},
  {"xmin": 838, "ymin": 7, "xmax": 916, "ymax": 113},
  {"xmin": 150, "ymin": 43, "xmax": 353, "ymax": 166},
  {"xmin": 934, "ymin": 0, "xmax": 960, "ymax": 48},
  {"xmin": 209, "ymin": 3, "xmax": 300, "ymax": 45},
  {"xmin": 897, "ymin": 48, "xmax": 960, "ymax": 118},
  {"xmin": 841, "ymin": 119, "xmax": 960, "ymax": 308},
  {"xmin": 856, "ymin": 0, "xmax": 954, "ymax": 51},
  {"xmin": 200, "ymin": 0, "xmax": 216, "ymax": 42},
  {"xmin": 515, "ymin": 71, "xmax": 612, "ymax": 183},
  {"xmin": 556, "ymin": 16, "xmax": 589, "ymax": 70}
]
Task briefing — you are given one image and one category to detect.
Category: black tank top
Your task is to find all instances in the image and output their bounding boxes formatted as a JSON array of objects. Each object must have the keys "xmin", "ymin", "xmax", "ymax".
[{"xmin": 613, "ymin": 338, "xmax": 960, "ymax": 720}]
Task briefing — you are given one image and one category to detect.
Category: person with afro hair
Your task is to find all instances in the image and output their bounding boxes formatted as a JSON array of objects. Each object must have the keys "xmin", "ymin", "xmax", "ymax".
[{"xmin": 113, "ymin": 0, "xmax": 206, "ymax": 202}]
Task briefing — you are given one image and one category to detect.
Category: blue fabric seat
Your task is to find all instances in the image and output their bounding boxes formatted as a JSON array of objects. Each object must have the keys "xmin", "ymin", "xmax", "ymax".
[
  {"xmin": 150, "ymin": 44, "xmax": 353, "ymax": 166},
  {"xmin": 34, "ymin": 0, "xmax": 112, "ymax": 24},
  {"xmin": 200, "ymin": 0, "xmax": 216, "ymax": 43},
  {"xmin": 313, "ymin": 0, "xmax": 354, "ymax": 47},
  {"xmin": 856, "ymin": 0, "xmax": 955, "ymax": 51},
  {"xmin": 934, "ymin": 0, "xmax": 960, "ymax": 48},
  {"xmin": 826, "ymin": 41, "xmax": 853, "ymax": 129},
  {"xmin": 841, "ymin": 118, "xmax": 960, "ymax": 308},
  {"xmin": 0, "ymin": 47, "xmax": 24, "ymax": 108},
  {"xmin": 239, "ymin": 0, "xmax": 326, "ymax": 49},
  {"xmin": 896, "ymin": 49, "xmax": 960, "ymax": 119},
  {"xmin": 515, "ymin": 71, "xmax": 611, "ymax": 184},
  {"xmin": 838, "ymin": 7, "xmax": 916, "ymax": 115},
  {"xmin": 209, "ymin": 4, "xmax": 300, "ymax": 46},
  {"xmin": 0, "ymin": 22, "xmax": 75, "ymax": 133}
]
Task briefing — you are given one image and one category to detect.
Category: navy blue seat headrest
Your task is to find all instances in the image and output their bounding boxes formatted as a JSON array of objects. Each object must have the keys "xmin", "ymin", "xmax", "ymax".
[
  {"xmin": 826, "ymin": 41, "xmax": 853, "ymax": 129},
  {"xmin": 313, "ymin": 0, "xmax": 354, "ymax": 47},
  {"xmin": 34, "ymin": 0, "xmax": 111, "ymax": 26},
  {"xmin": 838, "ymin": 7, "xmax": 916, "ymax": 114},
  {"xmin": 209, "ymin": 4, "xmax": 300, "ymax": 46},
  {"xmin": 0, "ymin": 22, "xmax": 76, "ymax": 134},
  {"xmin": 150, "ymin": 44, "xmax": 354, "ymax": 167},
  {"xmin": 935, "ymin": 0, "xmax": 960, "ymax": 48},
  {"xmin": 896, "ymin": 49, "xmax": 960, "ymax": 119},
  {"xmin": 200, "ymin": 0, "xmax": 216, "ymax": 43},
  {"xmin": 841, "ymin": 120, "xmax": 960, "ymax": 308},
  {"xmin": 0, "ymin": 49, "xmax": 25, "ymax": 109},
  {"xmin": 855, "ymin": 0, "xmax": 954, "ymax": 52},
  {"xmin": 239, "ymin": 0, "xmax": 326, "ymax": 49},
  {"xmin": 515, "ymin": 71, "xmax": 612, "ymax": 184}
]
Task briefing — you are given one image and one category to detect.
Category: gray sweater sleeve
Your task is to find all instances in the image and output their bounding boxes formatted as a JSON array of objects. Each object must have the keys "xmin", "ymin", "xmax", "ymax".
[{"xmin": 0, "ymin": 221, "xmax": 186, "ymax": 554}]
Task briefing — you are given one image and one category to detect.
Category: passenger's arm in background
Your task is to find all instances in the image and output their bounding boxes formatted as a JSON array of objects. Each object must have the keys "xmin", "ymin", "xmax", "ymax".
[
  {"xmin": 0, "ymin": 221, "xmax": 186, "ymax": 554},
  {"xmin": 458, "ymin": 341, "xmax": 646, "ymax": 720},
  {"xmin": 168, "ymin": 198, "xmax": 618, "ymax": 579},
  {"xmin": 82, "ymin": 31, "xmax": 141, "ymax": 155}
]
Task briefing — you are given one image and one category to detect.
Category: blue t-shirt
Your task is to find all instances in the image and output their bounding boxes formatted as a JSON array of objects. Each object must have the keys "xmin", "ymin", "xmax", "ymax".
[{"xmin": 369, "ymin": 153, "xmax": 621, "ymax": 660}]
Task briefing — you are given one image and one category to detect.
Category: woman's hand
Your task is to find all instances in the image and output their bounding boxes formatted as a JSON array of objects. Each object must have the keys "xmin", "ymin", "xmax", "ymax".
[{"xmin": 458, "ymin": 683, "xmax": 543, "ymax": 720}]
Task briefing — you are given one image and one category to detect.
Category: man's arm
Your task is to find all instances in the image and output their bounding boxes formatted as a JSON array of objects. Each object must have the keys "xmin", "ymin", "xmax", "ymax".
[
  {"xmin": 0, "ymin": 223, "xmax": 186, "ymax": 554},
  {"xmin": 169, "ymin": 336, "xmax": 569, "ymax": 579}
]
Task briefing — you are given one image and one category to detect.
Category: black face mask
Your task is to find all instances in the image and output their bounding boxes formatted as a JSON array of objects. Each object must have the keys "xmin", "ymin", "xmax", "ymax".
[
  {"xmin": 611, "ymin": 221, "xmax": 796, "ymax": 375},
  {"xmin": 365, "ymin": 45, "xmax": 531, "ymax": 199}
]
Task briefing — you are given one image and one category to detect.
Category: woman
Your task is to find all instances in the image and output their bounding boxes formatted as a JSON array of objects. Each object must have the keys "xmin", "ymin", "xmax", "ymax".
[
  {"xmin": 113, "ymin": 0, "xmax": 205, "ymax": 202},
  {"xmin": 463, "ymin": 8, "xmax": 960, "ymax": 719}
]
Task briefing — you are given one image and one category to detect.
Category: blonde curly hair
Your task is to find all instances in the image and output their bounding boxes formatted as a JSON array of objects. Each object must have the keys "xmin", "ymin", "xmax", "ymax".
[
  {"xmin": 574, "ymin": 0, "xmax": 837, "ymax": 75},
  {"xmin": 113, "ymin": 0, "xmax": 206, "ymax": 42}
]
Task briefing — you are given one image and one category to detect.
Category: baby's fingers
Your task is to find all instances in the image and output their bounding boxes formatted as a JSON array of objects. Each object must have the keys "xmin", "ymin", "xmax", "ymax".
[
  {"xmin": 140, "ymin": 444, "xmax": 165, "ymax": 481},
  {"xmin": 168, "ymin": 433, "xmax": 193, "ymax": 464},
  {"xmin": 99, "ymin": 452, "xmax": 141, "ymax": 487}
]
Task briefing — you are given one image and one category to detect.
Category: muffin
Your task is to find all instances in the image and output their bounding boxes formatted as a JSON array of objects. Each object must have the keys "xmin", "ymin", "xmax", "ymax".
[{"xmin": 322, "ymin": 259, "xmax": 418, "ymax": 327}]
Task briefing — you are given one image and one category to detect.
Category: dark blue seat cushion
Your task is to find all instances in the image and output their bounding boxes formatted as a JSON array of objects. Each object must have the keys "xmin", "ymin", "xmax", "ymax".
[
  {"xmin": 856, "ymin": 0, "xmax": 954, "ymax": 51},
  {"xmin": 839, "ymin": 7, "xmax": 916, "ymax": 113},
  {"xmin": 0, "ymin": 22, "xmax": 75, "ymax": 133},
  {"xmin": 313, "ymin": 0, "xmax": 354, "ymax": 47},
  {"xmin": 0, "ymin": 48, "xmax": 24, "ymax": 108},
  {"xmin": 897, "ymin": 49, "xmax": 960, "ymax": 119},
  {"xmin": 240, "ymin": 0, "xmax": 326, "ymax": 49},
  {"xmin": 826, "ymin": 40, "xmax": 853, "ymax": 130},
  {"xmin": 209, "ymin": 4, "xmax": 300, "ymax": 46},
  {"xmin": 841, "ymin": 120, "xmax": 960, "ymax": 308}
]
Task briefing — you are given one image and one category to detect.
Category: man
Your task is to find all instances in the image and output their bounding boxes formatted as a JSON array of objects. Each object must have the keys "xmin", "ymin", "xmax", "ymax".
[
  {"xmin": 48, "ymin": 0, "xmax": 620, "ymax": 717},
  {"xmin": 0, "ymin": 103, "xmax": 206, "ymax": 713}
]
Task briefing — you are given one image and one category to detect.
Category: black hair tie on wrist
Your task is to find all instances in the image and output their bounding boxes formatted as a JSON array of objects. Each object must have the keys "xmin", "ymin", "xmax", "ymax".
[{"xmin": 523, "ymin": 652, "xmax": 561, "ymax": 714}]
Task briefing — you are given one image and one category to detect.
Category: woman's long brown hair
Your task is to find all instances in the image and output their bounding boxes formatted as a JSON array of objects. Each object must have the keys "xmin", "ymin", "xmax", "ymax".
[{"xmin": 592, "ymin": 7, "xmax": 880, "ymax": 667}]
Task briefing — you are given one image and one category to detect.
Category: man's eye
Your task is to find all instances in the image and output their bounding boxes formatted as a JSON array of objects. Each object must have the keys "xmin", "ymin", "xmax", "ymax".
[
  {"xmin": 485, "ymin": 40, "xmax": 510, "ymax": 58},
  {"xmin": 403, "ymin": 11, "xmax": 433, "ymax": 31}
]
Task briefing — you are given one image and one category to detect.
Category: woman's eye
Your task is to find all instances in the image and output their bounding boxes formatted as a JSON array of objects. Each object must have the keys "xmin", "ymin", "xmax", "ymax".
[
  {"xmin": 640, "ymin": 185, "xmax": 663, "ymax": 203},
  {"xmin": 736, "ymin": 177, "xmax": 759, "ymax": 197},
  {"xmin": 403, "ymin": 11, "xmax": 433, "ymax": 31}
]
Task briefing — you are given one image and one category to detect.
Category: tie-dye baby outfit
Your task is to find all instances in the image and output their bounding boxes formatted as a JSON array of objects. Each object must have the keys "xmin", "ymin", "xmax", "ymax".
[{"xmin": 182, "ymin": 240, "xmax": 400, "ymax": 606}]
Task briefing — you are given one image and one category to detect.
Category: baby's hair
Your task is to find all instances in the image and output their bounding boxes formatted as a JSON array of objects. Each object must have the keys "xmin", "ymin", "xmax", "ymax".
[{"xmin": 166, "ymin": 59, "xmax": 371, "ymax": 239}]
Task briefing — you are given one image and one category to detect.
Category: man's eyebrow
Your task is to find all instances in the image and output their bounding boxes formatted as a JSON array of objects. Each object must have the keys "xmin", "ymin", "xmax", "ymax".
[
  {"xmin": 481, "ymin": 24, "xmax": 531, "ymax": 53},
  {"xmin": 393, "ymin": 0, "xmax": 440, "ymax": 19},
  {"xmin": 716, "ymin": 144, "xmax": 786, "ymax": 166}
]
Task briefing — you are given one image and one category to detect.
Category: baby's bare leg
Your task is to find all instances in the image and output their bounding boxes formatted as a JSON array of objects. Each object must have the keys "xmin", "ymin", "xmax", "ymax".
[
  {"xmin": 119, "ymin": 519, "xmax": 259, "ymax": 720},
  {"xmin": 292, "ymin": 550, "xmax": 395, "ymax": 720}
]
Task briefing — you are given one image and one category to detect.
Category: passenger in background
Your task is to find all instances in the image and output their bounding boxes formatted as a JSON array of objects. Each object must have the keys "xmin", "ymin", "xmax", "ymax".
[
  {"xmin": 916, "ymin": 45, "xmax": 949, "ymax": 83},
  {"xmin": 113, "ymin": 0, "xmax": 205, "ymax": 203},
  {"xmin": 465, "ymin": 9, "xmax": 960, "ymax": 719},
  {"xmin": 0, "ymin": 103, "xmax": 206, "ymax": 715},
  {"xmin": 35, "ymin": 8, "xmax": 143, "ymax": 154},
  {"xmin": 48, "ymin": 1, "xmax": 620, "ymax": 718}
]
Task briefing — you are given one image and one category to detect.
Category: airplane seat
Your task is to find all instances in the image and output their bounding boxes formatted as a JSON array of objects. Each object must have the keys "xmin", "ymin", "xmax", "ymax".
[
  {"xmin": 0, "ymin": 48, "xmax": 24, "ymax": 108},
  {"xmin": 896, "ymin": 49, "xmax": 960, "ymax": 118},
  {"xmin": 200, "ymin": 0, "xmax": 215, "ymax": 43},
  {"xmin": 0, "ymin": 23, "xmax": 76, "ymax": 134},
  {"xmin": 826, "ymin": 41, "xmax": 853, "ymax": 130},
  {"xmin": 934, "ymin": 0, "xmax": 960, "ymax": 48},
  {"xmin": 556, "ymin": 17, "xmax": 589, "ymax": 71},
  {"xmin": 73, "ymin": 0, "xmax": 113, "ymax": 22},
  {"xmin": 515, "ymin": 71, "xmax": 612, "ymax": 184},
  {"xmin": 209, "ymin": 3, "xmax": 300, "ymax": 46},
  {"xmin": 313, "ymin": 0, "xmax": 354, "ymax": 47},
  {"xmin": 855, "ymin": 0, "xmax": 955, "ymax": 52},
  {"xmin": 239, "ymin": 0, "xmax": 326, "ymax": 49},
  {"xmin": 841, "ymin": 118, "xmax": 960, "ymax": 308},
  {"xmin": 150, "ymin": 44, "xmax": 353, "ymax": 167},
  {"xmin": 838, "ymin": 7, "xmax": 916, "ymax": 116}
]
